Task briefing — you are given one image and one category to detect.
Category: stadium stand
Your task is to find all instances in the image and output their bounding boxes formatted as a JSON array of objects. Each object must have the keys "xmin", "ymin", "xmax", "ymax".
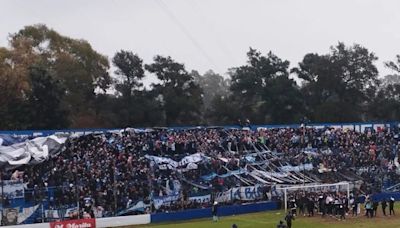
[{"xmin": 0, "ymin": 122, "xmax": 399, "ymax": 225}]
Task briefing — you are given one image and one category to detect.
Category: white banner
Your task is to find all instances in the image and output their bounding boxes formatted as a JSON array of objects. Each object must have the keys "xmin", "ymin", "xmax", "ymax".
[
  {"xmin": 18, "ymin": 205, "xmax": 39, "ymax": 224},
  {"xmin": 280, "ymin": 163, "xmax": 313, "ymax": 172},
  {"xmin": 215, "ymin": 189, "xmax": 232, "ymax": 203},
  {"xmin": 0, "ymin": 180, "xmax": 25, "ymax": 199},
  {"xmin": 215, "ymin": 185, "xmax": 264, "ymax": 203},
  {"xmin": 146, "ymin": 153, "xmax": 203, "ymax": 170},
  {"xmin": 273, "ymin": 182, "xmax": 353, "ymax": 195},
  {"xmin": 0, "ymin": 135, "xmax": 67, "ymax": 167},
  {"xmin": 188, "ymin": 194, "xmax": 211, "ymax": 203},
  {"xmin": 45, "ymin": 209, "xmax": 59, "ymax": 219},
  {"xmin": 231, "ymin": 185, "xmax": 264, "ymax": 201},
  {"xmin": 153, "ymin": 192, "xmax": 180, "ymax": 209}
]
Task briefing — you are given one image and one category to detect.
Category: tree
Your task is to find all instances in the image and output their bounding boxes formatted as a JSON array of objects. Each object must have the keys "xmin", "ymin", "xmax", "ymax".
[
  {"xmin": 292, "ymin": 42, "xmax": 379, "ymax": 122},
  {"xmin": 26, "ymin": 64, "xmax": 69, "ymax": 129},
  {"xmin": 385, "ymin": 55, "xmax": 400, "ymax": 74},
  {"xmin": 145, "ymin": 56, "xmax": 203, "ymax": 126},
  {"xmin": 9, "ymin": 24, "xmax": 112, "ymax": 127},
  {"xmin": 228, "ymin": 48, "xmax": 303, "ymax": 124},
  {"xmin": 368, "ymin": 83, "xmax": 400, "ymax": 121},
  {"xmin": 367, "ymin": 56, "xmax": 400, "ymax": 121},
  {"xmin": 380, "ymin": 74, "xmax": 400, "ymax": 88},
  {"xmin": 192, "ymin": 70, "xmax": 230, "ymax": 123},
  {"xmin": 0, "ymin": 40, "xmax": 36, "ymax": 130},
  {"xmin": 112, "ymin": 50, "xmax": 145, "ymax": 98}
]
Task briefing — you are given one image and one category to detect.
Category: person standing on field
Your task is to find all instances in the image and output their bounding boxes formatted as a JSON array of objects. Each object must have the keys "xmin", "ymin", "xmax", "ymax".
[
  {"xmin": 285, "ymin": 211, "xmax": 295, "ymax": 228},
  {"xmin": 389, "ymin": 197, "xmax": 395, "ymax": 216},
  {"xmin": 212, "ymin": 201, "xmax": 219, "ymax": 222},
  {"xmin": 382, "ymin": 199, "xmax": 387, "ymax": 216},
  {"xmin": 372, "ymin": 200, "xmax": 379, "ymax": 217}
]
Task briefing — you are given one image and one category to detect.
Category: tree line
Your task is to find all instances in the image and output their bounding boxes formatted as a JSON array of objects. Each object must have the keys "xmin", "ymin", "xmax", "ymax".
[{"xmin": 1, "ymin": 24, "xmax": 400, "ymax": 130}]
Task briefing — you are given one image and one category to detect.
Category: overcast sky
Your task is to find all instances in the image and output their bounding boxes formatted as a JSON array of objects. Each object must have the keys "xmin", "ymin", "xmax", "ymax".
[{"xmin": 2, "ymin": 0, "xmax": 400, "ymax": 80}]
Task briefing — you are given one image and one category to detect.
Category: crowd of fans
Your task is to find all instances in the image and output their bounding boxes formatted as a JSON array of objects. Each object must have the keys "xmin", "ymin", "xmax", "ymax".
[{"xmin": 5, "ymin": 124, "xmax": 400, "ymax": 219}]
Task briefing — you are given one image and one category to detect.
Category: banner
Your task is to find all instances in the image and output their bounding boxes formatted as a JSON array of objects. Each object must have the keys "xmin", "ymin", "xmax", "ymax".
[
  {"xmin": 45, "ymin": 206, "xmax": 82, "ymax": 219},
  {"xmin": 273, "ymin": 182, "xmax": 351, "ymax": 195},
  {"xmin": 146, "ymin": 153, "xmax": 203, "ymax": 170},
  {"xmin": 117, "ymin": 201, "xmax": 150, "ymax": 216},
  {"xmin": 153, "ymin": 192, "xmax": 180, "ymax": 209},
  {"xmin": 0, "ymin": 180, "xmax": 24, "ymax": 199},
  {"xmin": 2, "ymin": 208, "xmax": 18, "ymax": 225},
  {"xmin": 45, "ymin": 209, "xmax": 59, "ymax": 219},
  {"xmin": 201, "ymin": 169, "xmax": 247, "ymax": 181},
  {"xmin": 64, "ymin": 207, "xmax": 79, "ymax": 218},
  {"xmin": 250, "ymin": 170, "xmax": 287, "ymax": 183},
  {"xmin": 215, "ymin": 189, "xmax": 232, "ymax": 203},
  {"xmin": 231, "ymin": 185, "xmax": 264, "ymax": 201},
  {"xmin": 125, "ymin": 201, "xmax": 146, "ymax": 213},
  {"xmin": 215, "ymin": 185, "xmax": 264, "ymax": 203},
  {"xmin": 50, "ymin": 218, "xmax": 96, "ymax": 228},
  {"xmin": 280, "ymin": 163, "xmax": 313, "ymax": 172},
  {"xmin": 188, "ymin": 194, "xmax": 211, "ymax": 203},
  {"xmin": 0, "ymin": 135, "xmax": 30, "ymax": 146},
  {"xmin": 0, "ymin": 135, "xmax": 67, "ymax": 167},
  {"xmin": 18, "ymin": 204, "xmax": 39, "ymax": 224}
]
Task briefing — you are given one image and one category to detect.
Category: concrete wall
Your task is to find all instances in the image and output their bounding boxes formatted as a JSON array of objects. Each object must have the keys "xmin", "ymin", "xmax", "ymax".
[
  {"xmin": 5, "ymin": 214, "xmax": 151, "ymax": 228},
  {"xmin": 97, "ymin": 214, "xmax": 150, "ymax": 227}
]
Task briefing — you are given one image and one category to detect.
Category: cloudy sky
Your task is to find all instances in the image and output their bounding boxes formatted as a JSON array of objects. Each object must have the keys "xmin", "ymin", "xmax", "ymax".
[{"xmin": 1, "ymin": 0, "xmax": 400, "ymax": 79}]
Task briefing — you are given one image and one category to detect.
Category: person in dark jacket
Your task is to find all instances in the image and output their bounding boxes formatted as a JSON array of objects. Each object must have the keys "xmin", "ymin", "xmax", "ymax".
[
  {"xmin": 285, "ymin": 211, "xmax": 295, "ymax": 228},
  {"xmin": 212, "ymin": 201, "xmax": 219, "ymax": 222},
  {"xmin": 389, "ymin": 197, "xmax": 395, "ymax": 216},
  {"xmin": 232, "ymin": 224, "xmax": 238, "ymax": 228},
  {"xmin": 339, "ymin": 201, "xmax": 346, "ymax": 220},
  {"xmin": 372, "ymin": 201, "xmax": 379, "ymax": 217},
  {"xmin": 382, "ymin": 199, "xmax": 387, "ymax": 216},
  {"xmin": 307, "ymin": 197, "xmax": 314, "ymax": 217}
]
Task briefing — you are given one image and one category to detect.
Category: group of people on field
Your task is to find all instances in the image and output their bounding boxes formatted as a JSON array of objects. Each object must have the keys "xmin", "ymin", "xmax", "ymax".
[{"xmin": 278, "ymin": 191, "xmax": 397, "ymax": 228}]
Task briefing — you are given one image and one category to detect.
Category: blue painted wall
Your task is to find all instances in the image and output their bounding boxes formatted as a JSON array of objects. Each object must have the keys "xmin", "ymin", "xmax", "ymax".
[{"xmin": 150, "ymin": 201, "xmax": 279, "ymax": 223}]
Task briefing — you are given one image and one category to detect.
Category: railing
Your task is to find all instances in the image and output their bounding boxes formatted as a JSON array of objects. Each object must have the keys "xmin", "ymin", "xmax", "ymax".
[{"xmin": 1, "ymin": 121, "xmax": 399, "ymax": 137}]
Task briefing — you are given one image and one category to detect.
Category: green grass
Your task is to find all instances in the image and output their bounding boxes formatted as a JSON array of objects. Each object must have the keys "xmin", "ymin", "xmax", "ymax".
[{"xmin": 126, "ymin": 205, "xmax": 400, "ymax": 228}]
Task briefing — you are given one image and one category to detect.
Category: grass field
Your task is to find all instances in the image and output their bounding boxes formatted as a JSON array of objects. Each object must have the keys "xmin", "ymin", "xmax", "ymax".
[{"xmin": 130, "ymin": 205, "xmax": 400, "ymax": 228}]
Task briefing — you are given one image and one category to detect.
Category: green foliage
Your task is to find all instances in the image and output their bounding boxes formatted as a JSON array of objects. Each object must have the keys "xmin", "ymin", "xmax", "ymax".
[
  {"xmin": 146, "ymin": 56, "xmax": 203, "ymax": 126},
  {"xmin": 113, "ymin": 50, "xmax": 145, "ymax": 98},
  {"xmin": 192, "ymin": 70, "xmax": 230, "ymax": 111},
  {"xmin": 226, "ymin": 48, "xmax": 303, "ymax": 124},
  {"xmin": 27, "ymin": 64, "xmax": 69, "ymax": 129},
  {"xmin": 292, "ymin": 43, "xmax": 379, "ymax": 122},
  {"xmin": 9, "ymin": 24, "xmax": 112, "ymax": 127},
  {"xmin": 385, "ymin": 55, "xmax": 400, "ymax": 73},
  {"xmin": 2, "ymin": 24, "xmax": 400, "ymax": 129}
]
